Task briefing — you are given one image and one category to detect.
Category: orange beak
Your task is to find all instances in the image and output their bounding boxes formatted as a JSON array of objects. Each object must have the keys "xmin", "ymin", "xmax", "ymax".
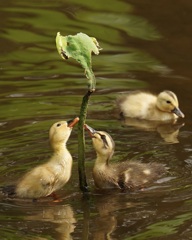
[{"xmin": 67, "ymin": 117, "xmax": 79, "ymax": 128}]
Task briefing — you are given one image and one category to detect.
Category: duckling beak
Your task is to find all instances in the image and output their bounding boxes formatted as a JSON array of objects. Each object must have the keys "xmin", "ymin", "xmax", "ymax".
[
  {"xmin": 67, "ymin": 117, "xmax": 79, "ymax": 128},
  {"xmin": 172, "ymin": 108, "xmax": 185, "ymax": 118},
  {"xmin": 84, "ymin": 124, "xmax": 96, "ymax": 137}
]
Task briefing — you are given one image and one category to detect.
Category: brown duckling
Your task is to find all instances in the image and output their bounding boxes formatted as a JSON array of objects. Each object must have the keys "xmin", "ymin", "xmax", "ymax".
[
  {"xmin": 1, "ymin": 117, "xmax": 79, "ymax": 200},
  {"xmin": 117, "ymin": 90, "xmax": 184, "ymax": 121},
  {"xmin": 85, "ymin": 124, "xmax": 165, "ymax": 190}
]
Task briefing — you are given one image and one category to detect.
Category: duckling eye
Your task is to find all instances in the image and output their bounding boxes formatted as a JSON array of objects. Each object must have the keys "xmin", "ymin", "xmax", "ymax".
[
  {"xmin": 166, "ymin": 100, "xmax": 171, "ymax": 104},
  {"xmin": 100, "ymin": 134, "xmax": 109, "ymax": 147},
  {"xmin": 56, "ymin": 123, "xmax": 61, "ymax": 127}
]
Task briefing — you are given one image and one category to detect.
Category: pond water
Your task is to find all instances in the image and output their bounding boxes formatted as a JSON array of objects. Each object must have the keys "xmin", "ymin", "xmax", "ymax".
[{"xmin": 1, "ymin": 0, "xmax": 192, "ymax": 239}]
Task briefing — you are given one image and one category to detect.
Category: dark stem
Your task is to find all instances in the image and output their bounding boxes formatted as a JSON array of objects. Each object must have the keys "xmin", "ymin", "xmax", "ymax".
[
  {"xmin": 81, "ymin": 194, "xmax": 91, "ymax": 240},
  {"xmin": 78, "ymin": 90, "xmax": 93, "ymax": 192}
]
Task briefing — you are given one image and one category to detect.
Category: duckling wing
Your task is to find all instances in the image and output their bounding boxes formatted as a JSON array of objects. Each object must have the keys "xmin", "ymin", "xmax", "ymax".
[
  {"xmin": 117, "ymin": 161, "xmax": 165, "ymax": 190},
  {"xmin": 117, "ymin": 92, "xmax": 156, "ymax": 119},
  {"xmin": 15, "ymin": 166, "xmax": 56, "ymax": 199}
]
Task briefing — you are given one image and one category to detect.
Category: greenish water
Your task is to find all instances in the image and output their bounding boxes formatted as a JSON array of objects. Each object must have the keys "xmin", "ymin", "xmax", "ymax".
[{"xmin": 1, "ymin": 0, "xmax": 192, "ymax": 239}]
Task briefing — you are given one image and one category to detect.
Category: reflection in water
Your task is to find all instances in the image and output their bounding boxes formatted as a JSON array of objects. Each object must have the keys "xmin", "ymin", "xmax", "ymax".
[
  {"xmin": 91, "ymin": 192, "xmax": 159, "ymax": 240},
  {"xmin": 91, "ymin": 190, "xmax": 192, "ymax": 240},
  {"xmin": 120, "ymin": 117, "xmax": 184, "ymax": 144},
  {"xmin": 93, "ymin": 215, "xmax": 117, "ymax": 240},
  {"xmin": 26, "ymin": 204, "xmax": 76, "ymax": 240},
  {"xmin": 78, "ymin": 194, "xmax": 118, "ymax": 240},
  {"xmin": 125, "ymin": 198, "xmax": 192, "ymax": 240},
  {"xmin": 77, "ymin": 11, "xmax": 162, "ymax": 41},
  {"xmin": 1, "ymin": 0, "xmax": 192, "ymax": 239},
  {"xmin": 91, "ymin": 193, "xmax": 128, "ymax": 240}
]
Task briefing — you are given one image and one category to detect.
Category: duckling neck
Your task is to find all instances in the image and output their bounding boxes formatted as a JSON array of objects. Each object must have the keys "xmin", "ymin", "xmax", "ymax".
[
  {"xmin": 48, "ymin": 144, "xmax": 73, "ymax": 187},
  {"xmin": 95, "ymin": 153, "xmax": 110, "ymax": 166},
  {"xmin": 50, "ymin": 143, "xmax": 72, "ymax": 165},
  {"xmin": 51, "ymin": 140, "xmax": 67, "ymax": 153}
]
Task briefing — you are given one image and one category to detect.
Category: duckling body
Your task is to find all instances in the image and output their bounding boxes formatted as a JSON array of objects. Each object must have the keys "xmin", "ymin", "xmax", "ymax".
[
  {"xmin": 15, "ymin": 149, "xmax": 72, "ymax": 199},
  {"xmin": 2, "ymin": 117, "xmax": 79, "ymax": 199},
  {"xmin": 85, "ymin": 125, "xmax": 165, "ymax": 190},
  {"xmin": 117, "ymin": 90, "xmax": 184, "ymax": 121}
]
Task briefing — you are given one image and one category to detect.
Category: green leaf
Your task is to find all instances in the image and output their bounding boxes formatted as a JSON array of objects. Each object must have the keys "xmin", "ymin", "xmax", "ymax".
[{"xmin": 56, "ymin": 32, "xmax": 101, "ymax": 91}]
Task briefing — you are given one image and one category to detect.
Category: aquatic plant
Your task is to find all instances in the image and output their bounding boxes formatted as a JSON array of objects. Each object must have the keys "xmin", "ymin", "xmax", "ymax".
[{"xmin": 56, "ymin": 32, "xmax": 101, "ymax": 191}]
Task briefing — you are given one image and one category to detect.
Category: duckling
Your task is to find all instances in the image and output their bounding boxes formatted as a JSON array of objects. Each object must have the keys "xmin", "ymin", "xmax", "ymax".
[
  {"xmin": 1, "ymin": 117, "xmax": 79, "ymax": 200},
  {"xmin": 85, "ymin": 124, "xmax": 165, "ymax": 190},
  {"xmin": 117, "ymin": 90, "xmax": 184, "ymax": 121}
]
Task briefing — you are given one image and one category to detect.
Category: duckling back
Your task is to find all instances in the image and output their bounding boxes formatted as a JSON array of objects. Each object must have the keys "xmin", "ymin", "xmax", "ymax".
[
  {"xmin": 117, "ymin": 91, "xmax": 157, "ymax": 119},
  {"xmin": 92, "ymin": 160, "xmax": 165, "ymax": 190},
  {"xmin": 117, "ymin": 161, "xmax": 165, "ymax": 190}
]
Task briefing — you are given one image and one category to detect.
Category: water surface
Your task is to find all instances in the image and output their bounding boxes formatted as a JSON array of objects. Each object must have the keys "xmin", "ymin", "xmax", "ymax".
[{"xmin": 1, "ymin": 0, "xmax": 192, "ymax": 239}]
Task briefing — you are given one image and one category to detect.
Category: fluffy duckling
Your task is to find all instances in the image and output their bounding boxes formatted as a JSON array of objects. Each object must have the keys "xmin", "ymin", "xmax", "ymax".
[
  {"xmin": 1, "ymin": 117, "xmax": 79, "ymax": 200},
  {"xmin": 85, "ymin": 124, "xmax": 165, "ymax": 190},
  {"xmin": 117, "ymin": 90, "xmax": 184, "ymax": 121}
]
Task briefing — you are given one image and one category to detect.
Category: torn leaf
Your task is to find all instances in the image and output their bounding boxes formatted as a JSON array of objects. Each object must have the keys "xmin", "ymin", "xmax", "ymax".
[{"xmin": 56, "ymin": 32, "xmax": 102, "ymax": 91}]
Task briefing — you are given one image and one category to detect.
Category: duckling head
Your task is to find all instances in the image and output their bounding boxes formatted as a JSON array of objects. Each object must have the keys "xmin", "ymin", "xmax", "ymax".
[
  {"xmin": 49, "ymin": 117, "xmax": 79, "ymax": 150},
  {"xmin": 156, "ymin": 90, "xmax": 184, "ymax": 118},
  {"xmin": 85, "ymin": 124, "xmax": 115, "ymax": 162}
]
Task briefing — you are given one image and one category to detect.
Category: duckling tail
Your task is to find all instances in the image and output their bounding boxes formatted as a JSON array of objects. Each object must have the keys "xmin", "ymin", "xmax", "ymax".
[{"xmin": 0, "ymin": 185, "xmax": 16, "ymax": 197}]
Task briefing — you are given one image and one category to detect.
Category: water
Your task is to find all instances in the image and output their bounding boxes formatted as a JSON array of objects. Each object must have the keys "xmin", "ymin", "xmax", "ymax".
[{"xmin": 1, "ymin": 0, "xmax": 192, "ymax": 239}]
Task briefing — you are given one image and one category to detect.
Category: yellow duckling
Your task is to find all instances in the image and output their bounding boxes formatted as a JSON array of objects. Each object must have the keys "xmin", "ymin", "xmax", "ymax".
[
  {"xmin": 85, "ymin": 124, "xmax": 165, "ymax": 190},
  {"xmin": 117, "ymin": 90, "xmax": 184, "ymax": 121},
  {"xmin": 1, "ymin": 117, "xmax": 79, "ymax": 200}
]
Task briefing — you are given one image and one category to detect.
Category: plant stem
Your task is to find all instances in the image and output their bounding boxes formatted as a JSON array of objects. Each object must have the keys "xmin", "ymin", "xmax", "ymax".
[
  {"xmin": 78, "ymin": 90, "xmax": 92, "ymax": 192},
  {"xmin": 85, "ymin": 68, "xmax": 96, "ymax": 92}
]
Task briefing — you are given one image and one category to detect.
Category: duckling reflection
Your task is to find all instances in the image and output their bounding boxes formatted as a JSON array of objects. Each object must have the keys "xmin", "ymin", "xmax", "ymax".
[
  {"xmin": 0, "ymin": 117, "xmax": 79, "ymax": 201},
  {"xmin": 92, "ymin": 193, "xmax": 151, "ymax": 240},
  {"xmin": 93, "ymin": 214, "xmax": 116, "ymax": 240},
  {"xmin": 85, "ymin": 124, "xmax": 165, "ymax": 190},
  {"xmin": 121, "ymin": 117, "xmax": 184, "ymax": 144},
  {"xmin": 92, "ymin": 194, "xmax": 125, "ymax": 240},
  {"xmin": 117, "ymin": 90, "xmax": 184, "ymax": 121},
  {"xmin": 26, "ymin": 204, "xmax": 76, "ymax": 240}
]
